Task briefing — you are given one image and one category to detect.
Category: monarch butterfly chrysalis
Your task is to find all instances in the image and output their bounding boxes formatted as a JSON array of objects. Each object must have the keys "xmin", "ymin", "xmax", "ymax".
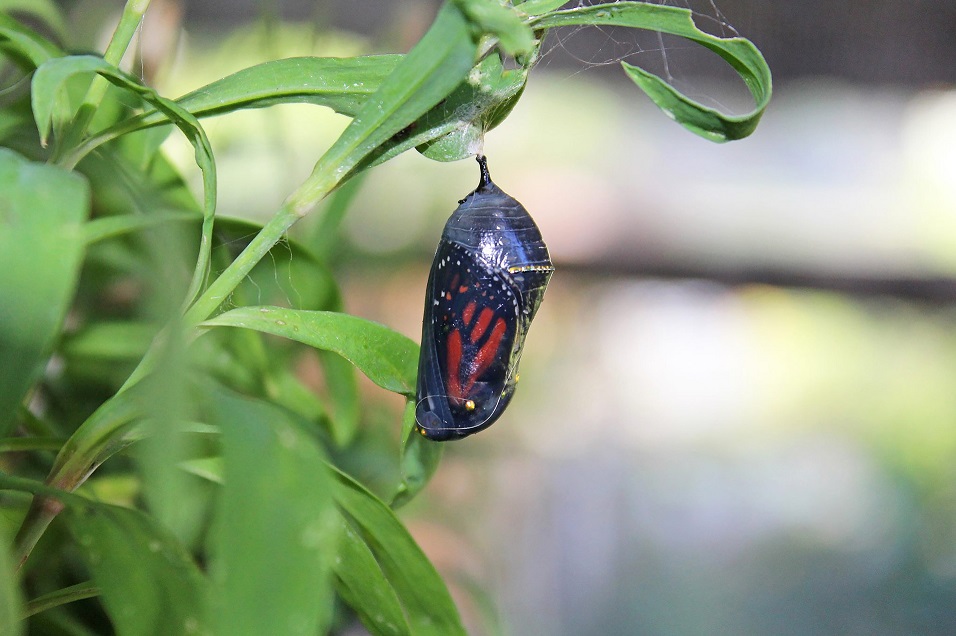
[{"xmin": 415, "ymin": 155, "xmax": 553, "ymax": 441}]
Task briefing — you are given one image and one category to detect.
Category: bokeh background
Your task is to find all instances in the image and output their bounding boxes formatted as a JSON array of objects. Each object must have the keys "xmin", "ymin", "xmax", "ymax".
[{"xmin": 70, "ymin": 0, "xmax": 956, "ymax": 633}]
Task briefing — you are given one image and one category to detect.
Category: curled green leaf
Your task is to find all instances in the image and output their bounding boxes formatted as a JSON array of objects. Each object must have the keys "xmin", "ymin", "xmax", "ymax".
[{"xmin": 531, "ymin": 2, "xmax": 772, "ymax": 141}]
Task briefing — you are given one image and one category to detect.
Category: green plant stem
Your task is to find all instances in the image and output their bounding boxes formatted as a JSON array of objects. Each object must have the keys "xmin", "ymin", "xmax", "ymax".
[
  {"xmin": 0, "ymin": 472, "xmax": 71, "ymax": 570},
  {"xmin": 14, "ymin": 499, "xmax": 62, "ymax": 569},
  {"xmin": 57, "ymin": 0, "xmax": 151, "ymax": 160},
  {"xmin": 10, "ymin": 389, "xmax": 140, "ymax": 570},
  {"xmin": 23, "ymin": 581, "xmax": 100, "ymax": 619}
]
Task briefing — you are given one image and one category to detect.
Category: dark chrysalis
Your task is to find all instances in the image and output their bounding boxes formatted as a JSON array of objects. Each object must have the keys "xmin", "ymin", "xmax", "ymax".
[{"xmin": 415, "ymin": 155, "xmax": 553, "ymax": 441}]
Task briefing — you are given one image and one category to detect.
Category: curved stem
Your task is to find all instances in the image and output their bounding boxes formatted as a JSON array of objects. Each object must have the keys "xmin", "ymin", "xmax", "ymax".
[{"xmin": 23, "ymin": 581, "xmax": 101, "ymax": 619}]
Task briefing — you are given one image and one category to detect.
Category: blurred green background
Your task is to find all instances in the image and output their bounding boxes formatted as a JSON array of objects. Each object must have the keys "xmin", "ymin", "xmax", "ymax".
[{"xmin": 62, "ymin": 0, "xmax": 956, "ymax": 633}]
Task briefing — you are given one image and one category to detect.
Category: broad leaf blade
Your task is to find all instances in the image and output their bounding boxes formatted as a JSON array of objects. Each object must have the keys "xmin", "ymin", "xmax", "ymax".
[
  {"xmin": 133, "ymin": 327, "xmax": 208, "ymax": 547},
  {"xmin": 0, "ymin": 148, "xmax": 88, "ymax": 436},
  {"xmin": 208, "ymin": 388, "xmax": 337, "ymax": 636},
  {"xmin": 202, "ymin": 307, "xmax": 419, "ymax": 396},
  {"xmin": 331, "ymin": 467, "xmax": 466, "ymax": 636},
  {"xmin": 64, "ymin": 502, "xmax": 211, "ymax": 636},
  {"xmin": 531, "ymin": 2, "xmax": 772, "ymax": 141}
]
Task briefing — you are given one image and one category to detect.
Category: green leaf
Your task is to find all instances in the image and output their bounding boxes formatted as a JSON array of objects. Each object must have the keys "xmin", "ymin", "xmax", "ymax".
[
  {"xmin": 64, "ymin": 502, "xmax": 211, "ymax": 636},
  {"xmin": 29, "ymin": 54, "xmax": 98, "ymax": 147},
  {"xmin": 268, "ymin": 370, "xmax": 329, "ymax": 425},
  {"xmin": 333, "ymin": 517, "xmax": 410, "ymax": 636},
  {"xmin": 531, "ymin": 2, "xmax": 772, "ymax": 141},
  {"xmin": 392, "ymin": 400, "xmax": 444, "ymax": 509},
  {"xmin": 454, "ymin": 0, "xmax": 536, "ymax": 57},
  {"xmin": 174, "ymin": 454, "xmax": 425, "ymax": 636},
  {"xmin": 154, "ymin": 55, "xmax": 401, "ymax": 123},
  {"xmin": 208, "ymin": 388, "xmax": 337, "ymax": 636},
  {"xmin": 202, "ymin": 307, "xmax": 419, "ymax": 396},
  {"xmin": 0, "ymin": 436, "xmax": 64, "ymax": 453},
  {"xmin": 45, "ymin": 380, "xmax": 146, "ymax": 490},
  {"xmin": 331, "ymin": 468, "xmax": 466, "ymax": 636},
  {"xmin": 13, "ymin": 370, "xmax": 214, "ymax": 571},
  {"xmin": 0, "ymin": 148, "xmax": 89, "ymax": 437},
  {"xmin": 181, "ymin": 3, "xmax": 482, "ymax": 329}
]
